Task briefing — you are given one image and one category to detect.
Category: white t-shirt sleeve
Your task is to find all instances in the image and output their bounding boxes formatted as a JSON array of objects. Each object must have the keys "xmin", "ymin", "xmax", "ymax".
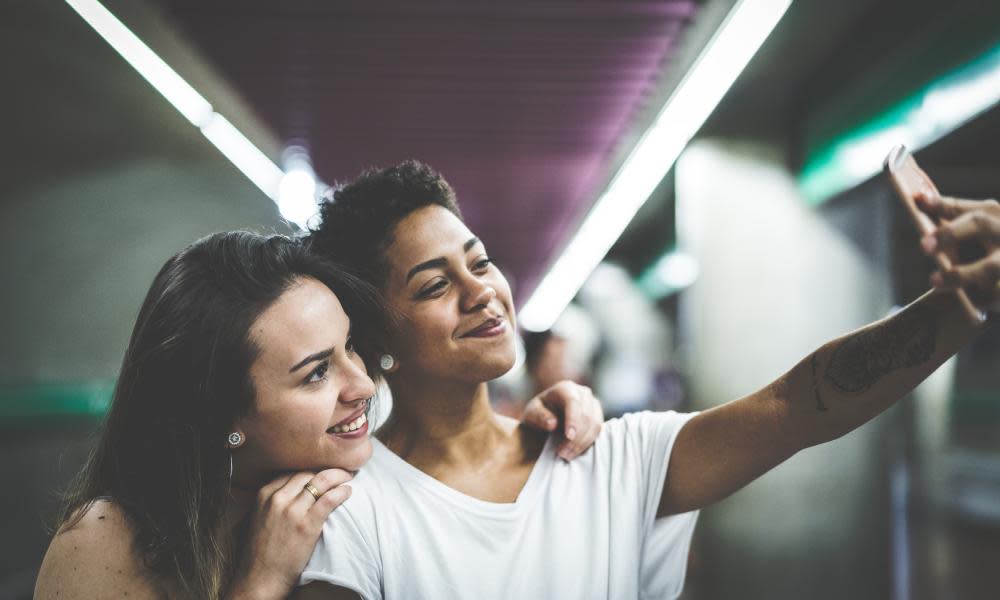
[
  {"xmin": 618, "ymin": 410, "xmax": 700, "ymax": 600},
  {"xmin": 298, "ymin": 487, "xmax": 382, "ymax": 599}
]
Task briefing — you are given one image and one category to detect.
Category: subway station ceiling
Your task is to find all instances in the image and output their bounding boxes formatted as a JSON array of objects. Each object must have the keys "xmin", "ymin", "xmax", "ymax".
[
  {"xmin": 7, "ymin": 0, "xmax": 998, "ymax": 299},
  {"xmin": 145, "ymin": 0, "xmax": 705, "ymax": 297}
]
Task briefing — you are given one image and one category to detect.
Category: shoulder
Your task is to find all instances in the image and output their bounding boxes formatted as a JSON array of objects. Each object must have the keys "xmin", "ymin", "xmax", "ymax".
[{"xmin": 35, "ymin": 499, "xmax": 165, "ymax": 599}]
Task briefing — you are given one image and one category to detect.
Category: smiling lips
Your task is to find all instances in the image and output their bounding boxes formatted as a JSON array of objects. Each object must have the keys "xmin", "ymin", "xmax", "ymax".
[
  {"xmin": 328, "ymin": 401, "xmax": 369, "ymax": 437},
  {"xmin": 461, "ymin": 317, "xmax": 506, "ymax": 338}
]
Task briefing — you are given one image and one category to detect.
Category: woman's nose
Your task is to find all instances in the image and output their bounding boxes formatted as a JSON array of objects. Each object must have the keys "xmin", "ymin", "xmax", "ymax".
[
  {"xmin": 462, "ymin": 278, "xmax": 496, "ymax": 312},
  {"xmin": 341, "ymin": 355, "xmax": 377, "ymax": 402}
]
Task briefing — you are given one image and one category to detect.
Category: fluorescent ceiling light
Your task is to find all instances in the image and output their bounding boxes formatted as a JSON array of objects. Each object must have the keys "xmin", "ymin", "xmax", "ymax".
[
  {"xmin": 201, "ymin": 113, "xmax": 284, "ymax": 199},
  {"xmin": 518, "ymin": 0, "xmax": 791, "ymax": 332},
  {"xmin": 278, "ymin": 168, "xmax": 319, "ymax": 227},
  {"xmin": 64, "ymin": 0, "xmax": 212, "ymax": 126},
  {"xmin": 65, "ymin": 0, "xmax": 319, "ymax": 228},
  {"xmin": 799, "ymin": 43, "xmax": 1000, "ymax": 205}
]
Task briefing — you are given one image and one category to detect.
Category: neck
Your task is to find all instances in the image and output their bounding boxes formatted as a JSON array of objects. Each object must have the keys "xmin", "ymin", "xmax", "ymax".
[{"xmin": 379, "ymin": 373, "xmax": 515, "ymax": 468}]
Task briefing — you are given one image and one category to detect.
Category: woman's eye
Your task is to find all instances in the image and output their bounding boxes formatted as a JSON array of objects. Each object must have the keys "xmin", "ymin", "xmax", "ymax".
[
  {"xmin": 306, "ymin": 360, "xmax": 329, "ymax": 384},
  {"xmin": 473, "ymin": 258, "xmax": 492, "ymax": 271},
  {"xmin": 420, "ymin": 280, "xmax": 447, "ymax": 297}
]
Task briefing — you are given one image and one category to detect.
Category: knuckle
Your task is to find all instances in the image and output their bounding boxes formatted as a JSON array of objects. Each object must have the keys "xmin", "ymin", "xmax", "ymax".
[
  {"xmin": 294, "ymin": 519, "xmax": 312, "ymax": 536},
  {"xmin": 319, "ymin": 468, "xmax": 344, "ymax": 484},
  {"xmin": 987, "ymin": 257, "xmax": 1000, "ymax": 279},
  {"xmin": 972, "ymin": 212, "xmax": 991, "ymax": 230}
]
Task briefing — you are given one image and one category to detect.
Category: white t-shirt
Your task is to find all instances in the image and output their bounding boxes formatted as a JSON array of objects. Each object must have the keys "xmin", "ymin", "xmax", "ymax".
[{"xmin": 300, "ymin": 411, "xmax": 699, "ymax": 599}]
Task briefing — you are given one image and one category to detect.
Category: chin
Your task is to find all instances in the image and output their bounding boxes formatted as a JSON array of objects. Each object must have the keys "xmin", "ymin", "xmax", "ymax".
[
  {"xmin": 332, "ymin": 438, "xmax": 374, "ymax": 472},
  {"xmin": 473, "ymin": 349, "xmax": 518, "ymax": 382}
]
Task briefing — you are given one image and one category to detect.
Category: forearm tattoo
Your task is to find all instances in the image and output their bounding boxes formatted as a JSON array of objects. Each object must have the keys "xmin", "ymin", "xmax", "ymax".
[
  {"xmin": 822, "ymin": 306, "xmax": 937, "ymax": 396},
  {"xmin": 810, "ymin": 354, "xmax": 827, "ymax": 412}
]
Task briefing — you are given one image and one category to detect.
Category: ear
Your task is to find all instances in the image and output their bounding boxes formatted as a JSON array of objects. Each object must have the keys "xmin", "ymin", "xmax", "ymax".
[
  {"xmin": 379, "ymin": 354, "xmax": 399, "ymax": 373},
  {"xmin": 225, "ymin": 430, "xmax": 246, "ymax": 449}
]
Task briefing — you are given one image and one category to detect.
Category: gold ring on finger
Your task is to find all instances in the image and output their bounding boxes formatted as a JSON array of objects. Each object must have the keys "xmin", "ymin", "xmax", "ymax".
[{"xmin": 303, "ymin": 482, "xmax": 321, "ymax": 501}]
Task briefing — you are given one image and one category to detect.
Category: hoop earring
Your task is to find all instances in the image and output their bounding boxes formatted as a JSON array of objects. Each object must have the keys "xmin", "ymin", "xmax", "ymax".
[{"xmin": 379, "ymin": 354, "xmax": 396, "ymax": 371}]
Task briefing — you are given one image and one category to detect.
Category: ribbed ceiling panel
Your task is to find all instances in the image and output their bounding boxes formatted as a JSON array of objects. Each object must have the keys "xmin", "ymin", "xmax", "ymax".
[{"xmin": 156, "ymin": 0, "xmax": 700, "ymax": 298}]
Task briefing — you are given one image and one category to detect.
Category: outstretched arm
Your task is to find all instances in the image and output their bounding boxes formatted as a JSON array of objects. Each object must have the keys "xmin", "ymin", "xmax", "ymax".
[{"xmin": 657, "ymin": 195, "xmax": 998, "ymax": 517}]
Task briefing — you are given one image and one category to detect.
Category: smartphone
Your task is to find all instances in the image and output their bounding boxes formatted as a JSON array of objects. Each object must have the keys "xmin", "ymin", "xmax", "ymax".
[{"xmin": 883, "ymin": 145, "xmax": 984, "ymax": 324}]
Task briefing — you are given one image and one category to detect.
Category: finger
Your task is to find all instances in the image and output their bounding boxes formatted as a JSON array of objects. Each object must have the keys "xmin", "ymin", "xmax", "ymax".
[
  {"xmin": 257, "ymin": 472, "xmax": 297, "ymax": 500},
  {"xmin": 556, "ymin": 385, "xmax": 584, "ymax": 443},
  {"xmin": 932, "ymin": 254, "xmax": 1000, "ymax": 292},
  {"xmin": 557, "ymin": 402, "xmax": 596, "ymax": 460},
  {"xmin": 580, "ymin": 387, "xmax": 605, "ymax": 424},
  {"xmin": 569, "ymin": 412, "xmax": 604, "ymax": 460},
  {"xmin": 931, "ymin": 211, "xmax": 1000, "ymax": 250},
  {"xmin": 270, "ymin": 471, "xmax": 317, "ymax": 505},
  {"xmin": 311, "ymin": 468, "xmax": 354, "ymax": 491},
  {"xmin": 295, "ymin": 468, "xmax": 354, "ymax": 511},
  {"xmin": 558, "ymin": 418, "xmax": 601, "ymax": 461},
  {"xmin": 918, "ymin": 194, "xmax": 998, "ymax": 220},
  {"xmin": 306, "ymin": 484, "xmax": 353, "ymax": 525},
  {"xmin": 558, "ymin": 387, "xmax": 603, "ymax": 460},
  {"xmin": 521, "ymin": 396, "xmax": 558, "ymax": 432}
]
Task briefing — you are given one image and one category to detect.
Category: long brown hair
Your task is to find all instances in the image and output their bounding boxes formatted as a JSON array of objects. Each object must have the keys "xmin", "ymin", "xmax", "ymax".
[{"xmin": 57, "ymin": 231, "xmax": 384, "ymax": 598}]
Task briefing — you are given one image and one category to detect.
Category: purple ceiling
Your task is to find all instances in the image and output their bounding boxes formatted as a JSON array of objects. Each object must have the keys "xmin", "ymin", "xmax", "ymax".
[{"xmin": 156, "ymin": 0, "xmax": 700, "ymax": 300}]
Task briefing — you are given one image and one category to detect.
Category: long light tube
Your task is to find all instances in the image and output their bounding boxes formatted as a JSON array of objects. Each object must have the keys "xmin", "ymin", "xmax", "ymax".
[
  {"xmin": 64, "ymin": 0, "xmax": 318, "ymax": 228},
  {"xmin": 518, "ymin": 0, "xmax": 791, "ymax": 332}
]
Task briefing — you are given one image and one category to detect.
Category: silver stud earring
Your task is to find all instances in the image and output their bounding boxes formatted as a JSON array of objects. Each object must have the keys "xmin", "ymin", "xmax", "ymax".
[
  {"xmin": 226, "ymin": 431, "xmax": 244, "ymax": 448},
  {"xmin": 379, "ymin": 354, "xmax": 395, "ymax": 371}
]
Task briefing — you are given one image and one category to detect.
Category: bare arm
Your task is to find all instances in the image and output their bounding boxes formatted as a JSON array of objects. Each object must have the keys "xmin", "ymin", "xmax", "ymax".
[{"xmin": 659, "ymin": 287, "xmax": 986, "ymax": 516}]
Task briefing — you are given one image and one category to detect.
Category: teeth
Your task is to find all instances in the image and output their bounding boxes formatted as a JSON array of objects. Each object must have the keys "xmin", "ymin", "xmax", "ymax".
[{"xmin": 332, "ymin": 411, "xmax": 367, "ymax": 434}]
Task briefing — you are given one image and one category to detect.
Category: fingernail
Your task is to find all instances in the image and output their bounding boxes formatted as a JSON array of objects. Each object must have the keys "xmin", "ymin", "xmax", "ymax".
[
  {"xmin": 566, "ymin": 426, "xmax": 577, "ymax": 440},
  {"xmin": 921, "ymin": 235, "xmax": 937, "ymax": 252}
]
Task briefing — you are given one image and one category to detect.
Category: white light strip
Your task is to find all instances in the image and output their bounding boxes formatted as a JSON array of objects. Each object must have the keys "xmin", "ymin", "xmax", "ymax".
[
  {"xmin": 201, "ymin": 114, "xmax": 284, "ymax": 199},
  {"xmin": 64, "ymin": 0, "xmax": 213, "ymax": 126},
  {"xmin": 65, "ymin": 0, "xmax": 320, "ymax": 228},
  {"xmin": 518, "ymin": 0, "xmax": 791, "ymax": 332}
]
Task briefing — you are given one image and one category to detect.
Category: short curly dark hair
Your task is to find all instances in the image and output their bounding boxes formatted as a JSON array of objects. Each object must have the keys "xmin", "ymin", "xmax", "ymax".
[{"xmin": 308, "ymin": 160, "xmax": 462, "ymax": 287}]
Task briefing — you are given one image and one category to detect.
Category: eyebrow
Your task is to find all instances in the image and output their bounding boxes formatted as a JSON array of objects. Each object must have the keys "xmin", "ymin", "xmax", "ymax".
[
  {"xmin": 405, "ymin": 237, "xmax": 482, "ymax": 283},
  {"xmin": 289, "ymin": 347, "xmax": 333, "ymax": 373}
]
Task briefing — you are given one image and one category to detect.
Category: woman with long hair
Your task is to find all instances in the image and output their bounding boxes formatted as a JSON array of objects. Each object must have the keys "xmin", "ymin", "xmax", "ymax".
[
  {"xmin": 297, "ymin": 161, "xmax": 995, "ymax": 599},
  {"xmin": 34, "ymin": 231, "xmax": 602, "ymax": 600}
]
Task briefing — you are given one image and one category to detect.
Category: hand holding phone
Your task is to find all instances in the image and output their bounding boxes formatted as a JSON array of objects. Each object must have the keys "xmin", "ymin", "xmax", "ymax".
[{"xmin": 883, "ymin": 145, "xmax": 986, "ymax": 325}]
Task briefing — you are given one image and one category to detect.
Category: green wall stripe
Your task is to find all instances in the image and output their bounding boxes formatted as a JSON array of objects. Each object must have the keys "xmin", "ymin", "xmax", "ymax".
[{"xmin": 0, "ymin": 381, "xmax": 114, "ymax": 422}]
